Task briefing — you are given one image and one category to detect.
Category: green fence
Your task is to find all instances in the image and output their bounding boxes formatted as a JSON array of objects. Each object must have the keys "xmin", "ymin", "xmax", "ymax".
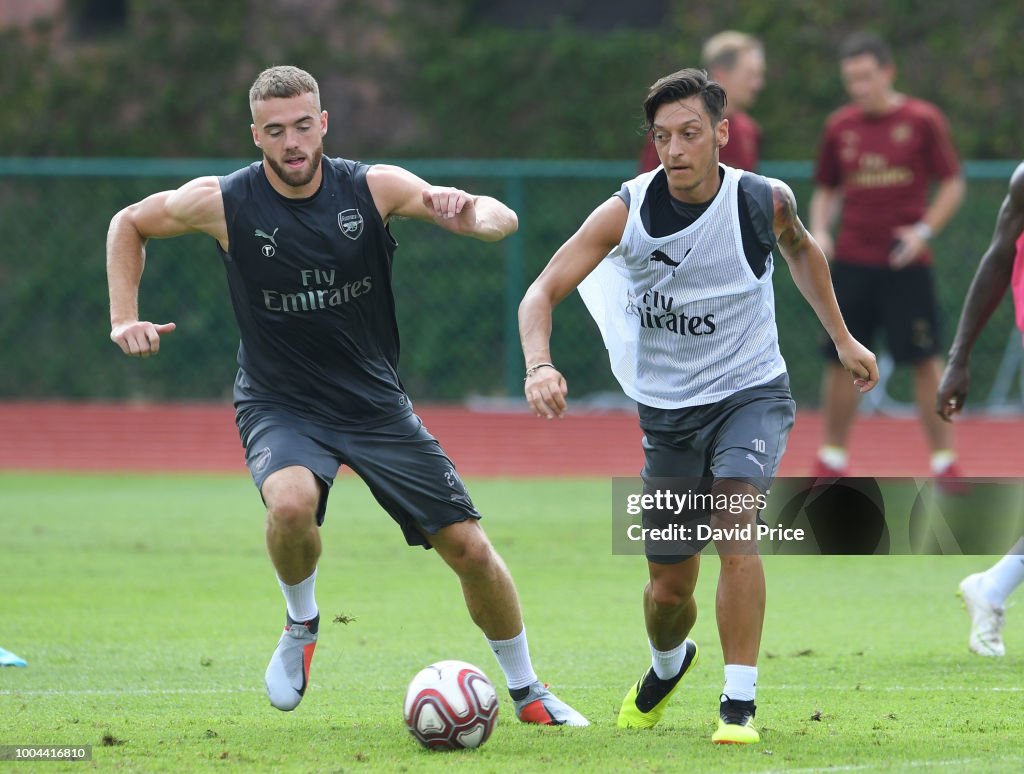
[{"xmin": 1, "ymin": 158, "xmax": 1019, "ymax": 410}]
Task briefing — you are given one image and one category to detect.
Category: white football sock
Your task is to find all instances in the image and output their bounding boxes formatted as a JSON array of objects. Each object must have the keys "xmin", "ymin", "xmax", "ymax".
[
  {"xmin": 278, "ymin": 568, "xmax": 318, "ymax": 622},
  {"xmin": 930, "ymin": 450, "xmax": 957, "ymax": 474},
  {"xmin": 486, "ymin": 629, "xmax": 538, "ymax": 691},
  {"xmin": 723, "ymin": 664, "xmax": 757, "ymax": 702},
  {"xmin": 650, "ymin": 639, "xmax": 687, "ymax": 680},
  {"xmin": 981, "ymin": 537, "xmax": 1024, "ymax": 605},
  {"xmin": 818, "ymin": 445, "xmax": 848, "ymax": 470}
]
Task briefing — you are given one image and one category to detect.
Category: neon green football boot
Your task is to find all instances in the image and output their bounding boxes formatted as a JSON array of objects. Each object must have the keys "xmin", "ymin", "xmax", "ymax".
[
  {"xmin": 711, "ymin": 695, "xmax": 759, "ymax": 744},
  {"xmin": 617, "ymin": 639, "xmax": 698, "ymax": 728}
]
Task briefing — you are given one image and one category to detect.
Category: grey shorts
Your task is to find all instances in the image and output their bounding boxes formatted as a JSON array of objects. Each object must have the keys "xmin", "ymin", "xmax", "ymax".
[
  {"xmin": 236, "ymin": 406, "xmax": 480, "ymax": 548},
  {"xmin": 638, "ymin": 373, "xmax": 796, "ymax": 562}
]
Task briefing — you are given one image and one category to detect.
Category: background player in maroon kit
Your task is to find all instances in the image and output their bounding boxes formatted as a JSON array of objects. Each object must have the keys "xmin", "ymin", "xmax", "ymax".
[
  {"xmin": 809, "ymin": 31, "xmax": 965, "ymax": 480},
  {"xmin": 638, "ymin": 31, "xmax": 765, "ymax": 173}
]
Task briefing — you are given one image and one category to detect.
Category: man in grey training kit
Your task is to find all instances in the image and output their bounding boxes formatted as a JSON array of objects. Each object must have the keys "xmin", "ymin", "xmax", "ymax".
[{"xmin": 106, "ymin": 65, "xmax": 587, "ymax": 725}]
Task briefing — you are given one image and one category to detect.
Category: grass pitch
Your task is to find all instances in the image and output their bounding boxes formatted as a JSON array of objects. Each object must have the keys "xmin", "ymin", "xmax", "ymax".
[{"xmin": 1, "ymin": 472, "xmax": 1022, "ymax": 772}]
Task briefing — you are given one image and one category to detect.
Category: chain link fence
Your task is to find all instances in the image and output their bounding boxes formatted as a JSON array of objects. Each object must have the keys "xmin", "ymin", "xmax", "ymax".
[{"xmin": 1, "ymin": 158, "xmax": 1019, "ymax": 410}]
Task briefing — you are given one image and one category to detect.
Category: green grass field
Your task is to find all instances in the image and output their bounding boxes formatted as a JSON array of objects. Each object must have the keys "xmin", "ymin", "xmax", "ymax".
[{"xmin": 1, "ymin": 472, "xmax": 1022, "ymax": 773}]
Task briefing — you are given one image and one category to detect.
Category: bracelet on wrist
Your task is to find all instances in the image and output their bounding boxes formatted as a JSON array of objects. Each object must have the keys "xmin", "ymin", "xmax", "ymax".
[
  {"xmin": 912, "ymin": 222, "xmax": 933, "ymax": 241},
  {"xmin": 524, "ymin": 362, "xmax": 555, "ymax": 380}
]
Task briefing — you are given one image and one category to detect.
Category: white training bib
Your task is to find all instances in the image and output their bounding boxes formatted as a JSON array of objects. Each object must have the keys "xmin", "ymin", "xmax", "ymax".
[{"xmin": 578, "ymin": 165, "xmax": 786, "ymax": 408}]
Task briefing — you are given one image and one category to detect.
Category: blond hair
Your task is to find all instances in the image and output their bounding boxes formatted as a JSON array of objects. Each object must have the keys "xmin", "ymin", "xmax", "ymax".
[
  {"xmin": 248, "ymin": 66, "xmax": 320, "ymax": 118},
  {"xmin": 701, "ymin": 31, "xmax": 763, "ymax": 73}
]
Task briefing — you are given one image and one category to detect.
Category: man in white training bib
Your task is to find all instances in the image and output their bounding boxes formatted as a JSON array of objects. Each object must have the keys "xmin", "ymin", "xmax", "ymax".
[{"xmin": 519, "ymin": 68, "xmax": 878, "ymax": 744}]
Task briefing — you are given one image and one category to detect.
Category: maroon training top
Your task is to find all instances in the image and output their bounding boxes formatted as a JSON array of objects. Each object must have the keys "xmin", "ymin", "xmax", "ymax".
[{"xmin": 814, "ymin": 96, "xmax": 960, "ymax": 267}]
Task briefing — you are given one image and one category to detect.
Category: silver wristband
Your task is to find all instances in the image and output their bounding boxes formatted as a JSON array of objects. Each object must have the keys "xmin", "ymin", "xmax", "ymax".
[{"xmin": 912, "ymin": 222, "xmax": 933, "ymax": 241}]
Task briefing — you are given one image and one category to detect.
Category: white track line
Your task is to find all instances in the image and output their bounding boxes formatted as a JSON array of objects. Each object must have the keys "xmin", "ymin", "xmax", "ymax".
[
  {"xmin": 770, "ymin": 684, "xmax": 1024, "ymax": 692},
  {"xmin": 1, "ymin": 684, "xmax": 1022, "ymax": 698},
  {"xmin": 762, "ymin": 756, "xmax": 1024, "ymax": 774},
  {"xmin": 0, "ymin": 687, "xmax": 260, "ymax": 697}
]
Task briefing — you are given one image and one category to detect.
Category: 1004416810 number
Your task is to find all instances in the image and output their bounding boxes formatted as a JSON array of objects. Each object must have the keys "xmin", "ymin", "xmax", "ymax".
[{"xmin": 0, "ymin": 746, "xmax": 92, "ymax": 761}]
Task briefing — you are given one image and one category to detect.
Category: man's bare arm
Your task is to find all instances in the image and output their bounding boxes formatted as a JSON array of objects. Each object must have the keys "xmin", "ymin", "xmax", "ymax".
[
  {"xmin": 937, "ymin": 163, "xmax": 1024, "ymax": 419},
  {"xmin": 519, "ymin": 197, "xmax": 627, "ymax": 417},
  {"xmin": 808, "ymin": 184, "xmax": 841, "ymax": 259},
  {"xmin": 772, "ymin": 179, "xmax": 878, "ymax": 391},
  {"xmin": 107, "ymin": 176, "xmax": 226, "ymax": 356},
  {"xmin": 367, "ymin": 164, "xmax": 517, "ymax": 242},
  {"xmin": 891, "ymin": 174, "xmax": 966, "ymax": 268}
]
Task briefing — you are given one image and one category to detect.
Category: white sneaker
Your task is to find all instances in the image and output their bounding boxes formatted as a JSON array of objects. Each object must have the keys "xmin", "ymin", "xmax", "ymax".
[{"xmin": 959, "ymin": 573, "xmax": 1005, "ymax": 657}]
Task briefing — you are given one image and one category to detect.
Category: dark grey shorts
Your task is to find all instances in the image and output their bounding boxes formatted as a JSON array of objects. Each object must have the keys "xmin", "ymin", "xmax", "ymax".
[
  {"xmin": 638, "ymin": 373, "xmax": 796, "ymax": 562},
  {"xmin": 236, "ymin": 406, "xmax": 480, "ymax": 548}
]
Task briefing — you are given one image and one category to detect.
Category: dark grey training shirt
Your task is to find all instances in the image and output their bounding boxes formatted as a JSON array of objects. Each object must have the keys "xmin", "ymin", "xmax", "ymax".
[{"xmin": 218, "ymin": 158, "xmax": 412, "ymax": 426}]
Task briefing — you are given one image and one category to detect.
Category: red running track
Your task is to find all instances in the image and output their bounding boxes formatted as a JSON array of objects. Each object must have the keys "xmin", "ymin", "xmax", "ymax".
[{"xmin": 0, "ymin": 402, "xmax": 1021, "ymax": 477}]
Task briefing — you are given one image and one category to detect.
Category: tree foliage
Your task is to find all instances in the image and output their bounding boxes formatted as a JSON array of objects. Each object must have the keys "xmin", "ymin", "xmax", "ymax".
[{"xmin": 0, "ymin": 0, "xmax": 1020, "ymax": 160}]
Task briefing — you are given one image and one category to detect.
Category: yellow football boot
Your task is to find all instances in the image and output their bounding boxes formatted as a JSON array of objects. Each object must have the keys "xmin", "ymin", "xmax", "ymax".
[
  {"xmin": 617, "ymin": 640, "xmax": 699, "ymax": 728},
  {"xmin": 711, "ymin": 696, "xmax": 759, "ymax": 744}
]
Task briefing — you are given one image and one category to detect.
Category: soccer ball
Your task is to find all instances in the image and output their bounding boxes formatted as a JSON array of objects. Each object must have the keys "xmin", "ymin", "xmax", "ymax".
[{"xmin": 403, "ymin": 660, "xmax": 499, "ymax": 750}]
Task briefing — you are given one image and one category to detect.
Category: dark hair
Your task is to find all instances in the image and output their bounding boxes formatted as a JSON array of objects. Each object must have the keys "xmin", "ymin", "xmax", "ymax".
[
  {"xmin": 838, "ymin": 32, "xmax": 893, "ymax": 66},
  {"xmin": 643, "ymin": 68, "xmax": 727, "ymax": 132}
]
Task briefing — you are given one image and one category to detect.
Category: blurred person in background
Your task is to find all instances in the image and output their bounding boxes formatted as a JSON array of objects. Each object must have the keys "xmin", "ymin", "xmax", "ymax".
[
  {"xmin": 937, "ymin": 161, "xmax": 1024, "ymax": 656},
  {"xmin": 106, "ymin": 65, "xmax": 587, "ymax": 726},
  {"xmin": 638, "ymin": 31, "xmax": 765, "ymax": 173},
  {"xmin": 810, "ymin": 31, "xmax": 965, "ymax": 482}
]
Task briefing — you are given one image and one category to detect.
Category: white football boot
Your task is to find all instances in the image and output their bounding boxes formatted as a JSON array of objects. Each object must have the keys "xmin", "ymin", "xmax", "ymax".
[
  {"xmin": 959, "ymin": 573, "xmax": 1006, "ymax": 657},
  {"xmin": 265, "ymin": 613, "xmax": 319, "ymax": 709}
]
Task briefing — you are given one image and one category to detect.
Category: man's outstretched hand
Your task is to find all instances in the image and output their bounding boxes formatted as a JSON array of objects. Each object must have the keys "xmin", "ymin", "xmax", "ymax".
[{"xmin": 110, "ymin": 321, "xmax": 176, "ymax": 357}]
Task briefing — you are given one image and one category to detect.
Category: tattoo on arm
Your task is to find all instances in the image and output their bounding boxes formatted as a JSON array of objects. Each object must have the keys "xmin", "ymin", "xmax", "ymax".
[{"xmin": 772, "ymin": 180, "xmax": 806, "ymax": 250}]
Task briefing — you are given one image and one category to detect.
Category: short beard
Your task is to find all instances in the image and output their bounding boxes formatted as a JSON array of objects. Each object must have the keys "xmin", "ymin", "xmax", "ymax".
[
  {"xmin": 684, "ymin": 152, "xmax": 721, "ymax": 192},
  {"xmin": 266, "ymin": 144, "xmax": 323, "ymax": 189}
]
